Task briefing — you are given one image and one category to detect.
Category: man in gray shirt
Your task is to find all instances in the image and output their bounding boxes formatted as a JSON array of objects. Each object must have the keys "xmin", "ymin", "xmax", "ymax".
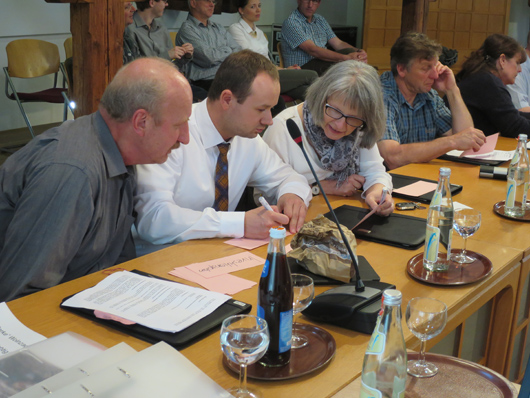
[
  {"xmin": 176, "ymin": 0, "xmax": 241, "ymax": 91},
  {"xmin": 0, "ymin": 58, "xmax": 192, "ymax": 301}
]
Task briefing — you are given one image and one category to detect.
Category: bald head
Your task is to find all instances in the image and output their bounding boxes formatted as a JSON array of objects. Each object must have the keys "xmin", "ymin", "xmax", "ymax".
[{"xmin": 100, "ymin": 57, "xmax": 190, "ymax": 125}]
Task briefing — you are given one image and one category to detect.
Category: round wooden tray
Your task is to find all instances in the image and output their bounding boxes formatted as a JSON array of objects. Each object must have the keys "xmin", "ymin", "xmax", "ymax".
[
  {"xmin": 405, "ymin": 353, "xmax": 517, "ymax": 397},
  {"xmin": 407, "ymin": 251, "xmax": 492, "ymax": 285},
  {"xmin": 223, "ymin": 323, "xmax": 335, "ymax": 381},
  {"xmin": 493, "ymin": 200, "xmax": 530, "ymax": 221}
]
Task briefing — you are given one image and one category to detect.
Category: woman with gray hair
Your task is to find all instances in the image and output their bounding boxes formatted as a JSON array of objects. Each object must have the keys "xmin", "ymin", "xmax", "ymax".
[{"xmin": 262, "ymin": 60, "xmax": 394, "ymax": 215}]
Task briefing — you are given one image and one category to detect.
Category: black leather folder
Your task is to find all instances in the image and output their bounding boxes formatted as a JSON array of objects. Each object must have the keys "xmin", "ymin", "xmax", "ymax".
[
  {"xmin": 390, "ymin": 173, "xmax": 463, "ymax": 203},
  {"xmin": 325, "ymin": 205, "xmax": 426, "ymax": 250},
  {"xmin": 438, "ymin": 153, "xmax": 506, "ymax": 166},
  {"xmin": 60, "ymin": 270, "xmax": 251, "ymax": 349},
  {"xmin": 287, "ymin": 255, "xmax": 380, "ymax": 285}
]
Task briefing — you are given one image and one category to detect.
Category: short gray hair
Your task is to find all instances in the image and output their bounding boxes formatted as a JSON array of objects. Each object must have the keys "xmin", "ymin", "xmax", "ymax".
[
  {"xmin": 305, "ymin": 60, "xmax": 385, "ymax": 148},
  {"xmin": 99, "ymin": 58, "xmax": 175, "ymax": 124}
]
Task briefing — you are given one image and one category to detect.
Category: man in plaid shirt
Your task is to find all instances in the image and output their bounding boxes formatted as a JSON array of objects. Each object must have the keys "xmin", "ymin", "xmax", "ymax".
[
  {"xmin": 281, "ymin": 0, "xmax": 367, "ymax": 75},
  {"xmin": 377, "ymin": 32, "xmax": 485, "ymax": 170}
]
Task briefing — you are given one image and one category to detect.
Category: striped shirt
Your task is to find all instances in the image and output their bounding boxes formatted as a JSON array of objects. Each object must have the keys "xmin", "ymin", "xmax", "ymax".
[
  {"xmin": 281, "ymin": 9, "xmax": 336, "ymax": 67},
  {"xmin": 380, "ymin": 71, "xmax": 452, "ymax": 143}
]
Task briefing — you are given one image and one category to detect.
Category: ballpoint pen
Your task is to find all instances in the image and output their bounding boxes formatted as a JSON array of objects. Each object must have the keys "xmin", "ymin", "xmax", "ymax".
[{"xmin": 258, "ymin": 196, "xmax": 275, "ymax": 212}]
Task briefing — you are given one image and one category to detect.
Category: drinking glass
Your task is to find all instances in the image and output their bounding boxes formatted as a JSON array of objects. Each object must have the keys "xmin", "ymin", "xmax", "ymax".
[
  {"xmin": 291, "ymin": 274, "xmax": 314, "ymax": 349},
  {"xmin": 406, "ymin": 297, "xmax": 447, "ymax": 378},
  {"xmin": 452, "ymin": 208, "xmax": 481, "ymax": 264},
  {"xmin": 220, "ymin": 315, "xmax": 269, "ymax": 398}
]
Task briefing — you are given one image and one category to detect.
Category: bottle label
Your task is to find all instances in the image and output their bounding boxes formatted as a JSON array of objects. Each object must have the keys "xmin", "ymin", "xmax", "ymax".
[
  {"xmin": 261, "ymin": 259, "xmax": 270, "ymax": 278},
  {"xmin": 524, "ymin": 182, "xmax": 529, "ymax": 206},
  {"xmin": 278, "ymin": 309, "xmax": 293, "ymax": 353},
  {"xmin": 506, "ymin": 179, "xmax": 516, "ymax": 208},
  {"xmin": 511, "ymin": 151, "xmax": 520, "ymax": 165},
  {"xmin": 365, "ymin": 315, "xmax": 385, "ymax": 355},
  {"xmin": 360, "ymin": 380, "xmax": 383, "ymax": 398},
  {"xmin": 425, "ymin": 224, "xmax": 440, "ymax": 262}
]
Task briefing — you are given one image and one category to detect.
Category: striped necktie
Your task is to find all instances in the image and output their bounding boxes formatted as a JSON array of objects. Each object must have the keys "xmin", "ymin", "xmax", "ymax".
[{"xmin": 213, "ymin": 143, "xmax": 230, "ymax": 211}]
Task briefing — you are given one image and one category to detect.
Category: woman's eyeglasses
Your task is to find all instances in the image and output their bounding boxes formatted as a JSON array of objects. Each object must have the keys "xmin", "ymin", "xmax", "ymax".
[{"xmin": 325, "ymin": 104, "xmax": 365, "ymax": 129}]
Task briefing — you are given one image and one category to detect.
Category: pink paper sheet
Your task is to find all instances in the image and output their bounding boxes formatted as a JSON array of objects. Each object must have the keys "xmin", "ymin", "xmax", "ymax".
[
  {"xmin": 462, "ymin": 133, "xmax": 498, "ymax": 156},
  {"xmin": 393, "ymin": 181, "xmax": 437, "ymax": 197},
  {"xmin": 169, "ymin": 267, "xmax": 256, "ymax": 295},
  {"xmin": 185, "ymin": 252, "xmax": 265, "ymax": 279},
  {"xmin": 224, "ymin": 237, "xmax": 269, "ymax": 250}
]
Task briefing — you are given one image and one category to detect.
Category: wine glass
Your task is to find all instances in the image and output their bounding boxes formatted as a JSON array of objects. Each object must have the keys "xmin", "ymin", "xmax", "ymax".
[
  {"xmin": 220, "ymin": 315, "xmax": 269, "ymax": 398},
  {"xmin": 406, "ymin": 297, "xmax": 447, "ymax": 378},
  {"xmin": 291, "ymin": 274, "xmax": 315, "ymax": 349},
  {"xmin": 452, "ymin": 208, "xmax": 481, "ymax": 264}
]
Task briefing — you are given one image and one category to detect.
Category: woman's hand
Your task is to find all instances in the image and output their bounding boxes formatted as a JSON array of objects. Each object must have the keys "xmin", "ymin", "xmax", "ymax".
[
  {"xmin": 364, "ymin": 184, "xmax": 394, "ymax": 216},
  {"xmin": 320, "ymin": 175, "xmax": 365, "ymax": 196}
]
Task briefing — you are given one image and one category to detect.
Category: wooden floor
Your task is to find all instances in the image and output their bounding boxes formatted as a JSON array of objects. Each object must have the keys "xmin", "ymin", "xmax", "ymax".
[{"xmin": 0, "ymin": 123, "xmax": 60, "ymax": 166}]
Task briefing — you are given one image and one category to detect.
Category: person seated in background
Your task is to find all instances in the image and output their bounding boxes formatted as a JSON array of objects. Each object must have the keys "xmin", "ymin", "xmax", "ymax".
[
  {"xmin": 0, "ymin": 58, "xmax": 192, "ymax": 302},
  {"xmin": 456, "ymin": 33, "xmax": 530, "ymax": 138},
  {"xmin": 176, "ymin": 0, "xmax": 241, "ymax": 92},
  {"xmin": 507, "ymin": 31, "xmax": 530, "ymax": 112},
  {"xmin": 377, "ymin": 32, "xmax": 485, "ymax": 170},
  {"xmin": 123, "ymin": 1, "xmax": 140, "ymax": 64},
  {"xmin": 228, "ymin": 0, "xmax": 318, "ymax": 102},
  {"xmin": 262, "ymin": 60, "xmax": 394, "ymax": 216},
  {"xmin": 125, "ymin": 0, "xmax": 208, "ymax": 101},
  {"xmin": 134, "ymin": 50, "xmax": 311, "ymax": 247},
  {"xmin": 281, "ymin": 0, "xmax": 367, "ymax": 76},
  {"xmin": 126, "ymin": 0, "xmax": 194, "ymax": 66}
]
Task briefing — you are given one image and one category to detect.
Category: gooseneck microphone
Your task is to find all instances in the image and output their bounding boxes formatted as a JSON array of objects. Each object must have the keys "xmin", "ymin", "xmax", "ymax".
[
  {"xmin": 286, "ymin": 118, "xmax": 394, "ymax": 334},
  {"xmin": 286, "ymin": 118, "xmax": 365, "ymax": 292}
]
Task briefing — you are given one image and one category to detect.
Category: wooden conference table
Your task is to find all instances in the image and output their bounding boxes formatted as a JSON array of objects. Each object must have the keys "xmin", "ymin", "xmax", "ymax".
[{"xmin": 6, "ymin": 137, "xmax": 526, "ymax": 397}]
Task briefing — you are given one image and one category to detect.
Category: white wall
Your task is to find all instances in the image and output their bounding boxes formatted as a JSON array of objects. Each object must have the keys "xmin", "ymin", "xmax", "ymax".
[{"xmin": 0, "ymin": 0, "xmax": 71, "ymax": 132}]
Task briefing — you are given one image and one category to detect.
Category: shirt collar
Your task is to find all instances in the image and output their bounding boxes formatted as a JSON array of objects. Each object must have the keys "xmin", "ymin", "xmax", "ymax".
[
  {"xmin": 192, "ymin": 100, "xmax": 229, "ymax": 149},
  {"xmin": 384, "ymin": 71, "xmax": 431, "ymax": 109},
  {"xmin": 188, "ymin": 14, "xmax": 211, "ymax": 28},
  {"xmin": 94, "ymin": 111, "xmax": 129, "ymax": 178},
  {"xmin": 238, "ymin": 18, "xmax": 255, "ymax": 34},
  {"xmin": 294, "ymin": 8, "xmax": 318, "ymax": 23}
]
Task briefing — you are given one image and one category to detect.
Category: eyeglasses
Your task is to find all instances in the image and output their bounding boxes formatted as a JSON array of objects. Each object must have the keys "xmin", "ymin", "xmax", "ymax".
[{"xmin": 325, "ymin": 104, "xmax": 365, "ymax": 129}]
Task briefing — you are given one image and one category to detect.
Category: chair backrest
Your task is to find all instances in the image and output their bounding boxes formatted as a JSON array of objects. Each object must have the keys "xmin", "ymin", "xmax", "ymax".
[
  {"xmin": 64, "ymin": 37, "xmax": 73, "ymax": 59},
  {"xmin": 277, "ymin": 41, "xmax": 285, "ymax": 68},
  {"xmin": 6, "ymin": 39, "xmax": 61, "ymax": 78},
  {"xmin": 169, "ymin": 31, "xmax": 177, "ymax": 45}
]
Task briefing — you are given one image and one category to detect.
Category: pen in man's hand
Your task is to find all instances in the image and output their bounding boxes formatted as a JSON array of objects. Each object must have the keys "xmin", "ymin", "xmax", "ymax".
[{"xmin": 259, "ymin": 196, "xmax": 275, "ymax": 212}]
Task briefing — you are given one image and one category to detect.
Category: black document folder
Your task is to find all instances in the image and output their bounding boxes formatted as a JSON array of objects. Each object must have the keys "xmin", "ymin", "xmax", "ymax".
[
  {"xmin": 390, "ymin": 173, "xmax": 463, "ymax": 203},
  {"xmin": 60, "ymin": 270, "xmax": 251, "ymax": 349},
  {"xmin": 325, "ymin": 205, "xmax": 426, "ymax": 250},
  {"xmin": 287, "ymin": 255, "xmax": 380, "ymax": 285},
  {"xmin": 438, "ymin": 153, "xmax": 506, "ymax": 166}
]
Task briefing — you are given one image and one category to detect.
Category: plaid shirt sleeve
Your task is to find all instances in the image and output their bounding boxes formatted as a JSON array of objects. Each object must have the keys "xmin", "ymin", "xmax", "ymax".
[{"xmin": 432, "ymin": 93, "xmax": 453, "ymax": 137}]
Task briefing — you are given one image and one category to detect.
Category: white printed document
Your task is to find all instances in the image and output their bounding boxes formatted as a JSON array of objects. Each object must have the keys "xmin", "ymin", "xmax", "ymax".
[
  {"xmin": 62, "ymin": 271, "xmax": 230, "ymax": 333},
  {"xmin": 0, "ymin": 302, "xmax": 45, "ymax": 356}
]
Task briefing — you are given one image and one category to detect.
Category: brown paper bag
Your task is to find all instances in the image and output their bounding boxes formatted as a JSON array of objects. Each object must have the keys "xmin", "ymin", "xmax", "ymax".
[{"xmin": 288, "ymin": 214, "xmax": 357, "ymax": 283}]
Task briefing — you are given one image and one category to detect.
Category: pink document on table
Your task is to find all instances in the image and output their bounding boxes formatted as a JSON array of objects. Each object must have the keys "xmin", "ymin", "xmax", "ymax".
[
  {"xmin": 185, "ymin": 252, "xmax": 265, "ymax": 279},
  {"xmin": 462, "ymin": 133, "xmax": 498, "ymax": 156},
  {"xmin": 392, "ymin": 181, "xmax": 437, "ymax": 197},
  {"xmin": 169, "ymin": 267, "xmax": 256, "ymax": 295},
  {"xmin": 224, "ymin": 232, "xmax": 291, "ymax": 250}
]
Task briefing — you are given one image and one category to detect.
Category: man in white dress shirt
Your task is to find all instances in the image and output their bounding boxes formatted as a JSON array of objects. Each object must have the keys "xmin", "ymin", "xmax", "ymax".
[{"xmin": 134, "ymin": 50, "xmax": 311, "ymax": 245}]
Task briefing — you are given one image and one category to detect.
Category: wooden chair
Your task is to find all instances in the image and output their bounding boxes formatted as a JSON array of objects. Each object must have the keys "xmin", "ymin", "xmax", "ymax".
[
  {"xmin": 64, "ymin": 37, "xmax": 73, "ymax": 59},
  {"xmin": 277, "ymin": 41, "xmax": 285, "ymax": 68},
  {"xmin": 169, "ymin": 31, "xmax": 177, "ymax": 45},
  {"xmin": 3, "ymin": 39, "xmax": 68, "ymax": 138}
]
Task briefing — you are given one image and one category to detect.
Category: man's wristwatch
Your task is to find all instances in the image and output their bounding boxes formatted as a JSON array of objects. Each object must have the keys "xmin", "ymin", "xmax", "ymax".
[{"xmin": 311, "ymin": 182, "xmax": 320, "ymax": 196}]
